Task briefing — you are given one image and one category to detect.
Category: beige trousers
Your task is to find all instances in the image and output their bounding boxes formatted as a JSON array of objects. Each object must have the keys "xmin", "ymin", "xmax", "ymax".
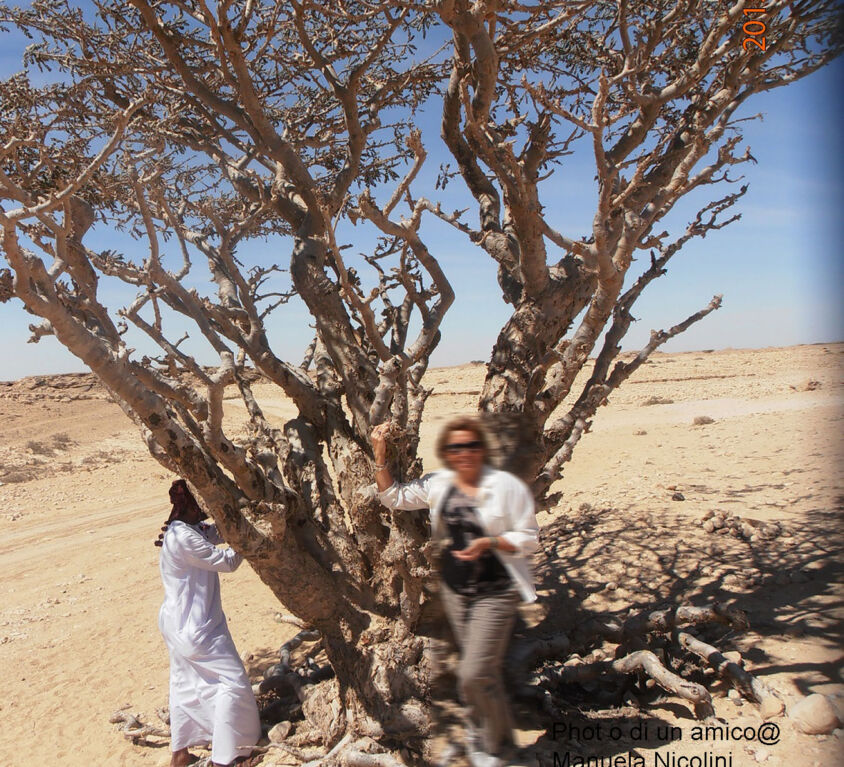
[{"xmin": 440, "ymin": 583, "xmax": 520, "ymax": 756}]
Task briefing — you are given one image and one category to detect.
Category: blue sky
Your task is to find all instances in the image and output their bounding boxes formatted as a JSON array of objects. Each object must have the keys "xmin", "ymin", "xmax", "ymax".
[{"xmin": 1, "ymin": 14, "xmax": 841, "ymax": 379}]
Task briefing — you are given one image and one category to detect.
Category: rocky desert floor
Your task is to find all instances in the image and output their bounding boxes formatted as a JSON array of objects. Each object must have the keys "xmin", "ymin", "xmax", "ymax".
[{"xmin": 0, "ymin": 344, "xmax": 841, "ymax": 767}]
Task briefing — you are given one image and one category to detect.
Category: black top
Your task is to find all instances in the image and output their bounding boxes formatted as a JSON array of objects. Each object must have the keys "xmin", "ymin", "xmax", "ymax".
[{"xmin": 439, "ymin": 485, "xmax": 512, "ymax": 597}]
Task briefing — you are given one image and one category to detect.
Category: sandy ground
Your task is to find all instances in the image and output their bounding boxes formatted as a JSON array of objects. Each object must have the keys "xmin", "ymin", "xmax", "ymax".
[{"xmin": 0, "ymin": 344, "xmax": 841, "ymax": 767}]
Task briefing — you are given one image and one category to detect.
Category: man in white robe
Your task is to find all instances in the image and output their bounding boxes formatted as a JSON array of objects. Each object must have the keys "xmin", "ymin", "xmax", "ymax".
[{"xmin": 158, "ymin": 480, "xmax": 261, "ymax": 767}]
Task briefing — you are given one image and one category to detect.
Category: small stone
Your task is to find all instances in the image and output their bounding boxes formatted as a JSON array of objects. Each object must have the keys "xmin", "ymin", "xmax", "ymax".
[
  {"xmin": 712, "ymin": 517, "xmax": 725, "ymax": 529},
  {"xmin": 269, "ymin": 720, "xmax": 292, "ymax": 742},
  {"xmin": 604, "ymin": 582, "xmax": 618, "ymax": 591},
  {"xmin": 728, "ymin": 689, "xmax": 741, "ymax": 700},
  {"xmin": 723, "ymin": 651, "xmax": 742, "ymax": 665},
  {"xmin": 760, "ymin": 696, "xmax": 786, "ymax": 720},
  {"xmin": 702, "ymin": 510, "xmax": 715, "ymax": 521},
  {"xmin": 789, "ymin": 694, "xmax": 842, "ymax": 735},
  {"xmin": 754, "ymin": 747, "xmax": 770, "ymax": 763},
  {"xmin": 672, "ymin": 492, "xmax": 685, "ymax": 501},
  {"xmin": 703, "ymin": 521, "xmax": 715, "ymax": 533}
]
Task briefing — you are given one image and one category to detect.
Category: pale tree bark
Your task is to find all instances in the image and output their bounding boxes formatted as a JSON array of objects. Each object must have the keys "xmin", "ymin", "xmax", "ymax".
[
  {"xmin": 434, "ymin": 0, "xmax": 842, "ymax": 496},
  {"xmin": 1, "ymin": 3, "xmax": 449, "ymax": 758},
  {"xmin": 1, "ymin": 1, "xmax": 841, "ymax": 764}
]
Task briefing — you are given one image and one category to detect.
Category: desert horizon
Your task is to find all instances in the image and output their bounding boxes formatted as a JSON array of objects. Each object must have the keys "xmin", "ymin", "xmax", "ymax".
[{"xmin": 1, "ymin": 342, "xmax": 841, "ymax": 766}]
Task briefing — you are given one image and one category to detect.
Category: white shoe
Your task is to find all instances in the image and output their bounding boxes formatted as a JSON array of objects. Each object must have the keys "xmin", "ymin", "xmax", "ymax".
[{"xmin": 467, "ymin": 751, "xmax": 503, "ymax": 767}]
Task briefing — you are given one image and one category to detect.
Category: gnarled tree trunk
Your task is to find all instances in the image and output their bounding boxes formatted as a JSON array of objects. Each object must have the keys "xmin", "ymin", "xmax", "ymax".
[{"xmin": 1, "ymin": 1, "xmax": 840, "ymax": 763}]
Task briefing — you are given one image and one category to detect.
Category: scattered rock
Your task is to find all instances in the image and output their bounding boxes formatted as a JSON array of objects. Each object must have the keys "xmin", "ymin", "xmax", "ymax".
[
  {"xmin": 790, "ymin": 379, "xmax": 822, "ymax": 392},
  {"xmin": 642, "ymin": 396, "xmax": 674, "ymax": 406},
  {"xmin": 672, "ymin": 492, "xmax": 685, "ymax": 501},
  {"xmin": 693, "ymin": 416, "xmax": 715, "ymax": 425},
  {"xmin": 789, "ymin": 694, "xmax": 842, "ymax": 735},
  {"xmin": 754, "ymin": 747, "xmax": 770, "ymax": 762},
  {"xmin": 702, "ymin": 510, "xmax": 715, "ymax": 521},
  {"xmin": 623, "ymin": 691, "xmax": 640, "ymax": 707},
  {"xmin": 269, "ymin": 720, "xmax": 292, "ymax": 742},
  {"xmin": 703, "ymin": 521, "xmax": 715, "ymax": 533},
  {"xmin": 723, "ymin": 651, "xmax": 743, "ymax": 665},
  {"xmin": 760, "ymin": 695, "xmax": 786, "ymax": 720}
]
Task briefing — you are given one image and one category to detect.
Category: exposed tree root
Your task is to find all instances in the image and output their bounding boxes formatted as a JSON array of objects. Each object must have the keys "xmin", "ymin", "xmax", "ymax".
[
  {"xmin": 677, "ymin": 632, "xmax": 785, "ymax": 717},
  {"xmin": 275, "ymin": 613, "xmax": 311, "ymax": 630},
  {"xmin": 612, "ymin": 650, "xmax": 715, "ymax": 719},
  {"xmin": 297, "ymin": 730, "xmax": 353, "ymax": 766},
  {"xmin": 514, "ymin": 601, "xmax": 773, "ymax": 722},
  {"xmin": 279, "ymin": 629, "xmax": 323, "ymax": 670},
  {"xmin": 511, "ymin": 632, "xmax": 571, "ymax": 670},
  {"xmin": 110, "ymin": 600, "xmax": 772, "ymax": 766},
  {"xmin": 342, "ymin": 750, "xmax": 407, "ymax": 767},
  {"xmin": 108, "ymin": 708, "xmax": 170, "ymax": 743},
  {"xmin": 576, "ymin": 603, "xmax": 749, "ymax": 645}
]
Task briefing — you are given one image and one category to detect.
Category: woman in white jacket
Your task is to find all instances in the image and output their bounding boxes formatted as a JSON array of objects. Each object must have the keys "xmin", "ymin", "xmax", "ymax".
[{"xmin": 372, "ymin": 417, "xmax": 539, "ymax": 767}]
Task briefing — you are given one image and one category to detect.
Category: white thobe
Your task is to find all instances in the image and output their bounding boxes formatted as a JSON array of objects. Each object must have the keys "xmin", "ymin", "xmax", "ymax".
[{"xmin": 159, "ymin": 520, "xmax": 260, "ymax": 764}]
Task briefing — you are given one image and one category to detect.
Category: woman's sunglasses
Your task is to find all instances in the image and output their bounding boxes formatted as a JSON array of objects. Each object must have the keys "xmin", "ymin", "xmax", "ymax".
[{"xmin": 444, "ymin": 440, "xmax": 483, "ymax": 454}]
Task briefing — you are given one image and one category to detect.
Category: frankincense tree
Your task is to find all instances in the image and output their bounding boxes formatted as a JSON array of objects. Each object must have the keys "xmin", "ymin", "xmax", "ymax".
[{"xmin": 0, "ymin": 1, "xmax": 840, "ymax": 763}]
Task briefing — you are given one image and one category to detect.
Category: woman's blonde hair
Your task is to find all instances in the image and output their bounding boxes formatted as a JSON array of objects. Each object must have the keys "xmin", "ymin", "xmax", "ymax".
[{"xmin": 435, "ymin": 415, "xmax": 490, "ymax": 462}]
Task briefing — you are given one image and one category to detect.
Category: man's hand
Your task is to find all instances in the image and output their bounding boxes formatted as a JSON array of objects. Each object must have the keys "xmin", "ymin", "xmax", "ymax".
[
  {"xmin": 154, "ymin": 522, "xmax": 170, "ymax": 547},
  {"xmin": 453, "ymin": 537, "xmax": 493, "ymax": 561}
]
